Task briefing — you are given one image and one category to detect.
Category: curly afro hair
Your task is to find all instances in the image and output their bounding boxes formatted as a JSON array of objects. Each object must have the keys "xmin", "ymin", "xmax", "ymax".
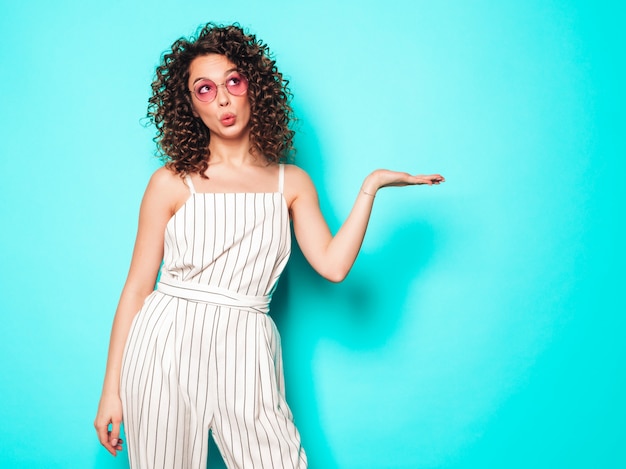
[{"xmin": 147, "ymin": 23, "xmax": 295, "ymax": 177}]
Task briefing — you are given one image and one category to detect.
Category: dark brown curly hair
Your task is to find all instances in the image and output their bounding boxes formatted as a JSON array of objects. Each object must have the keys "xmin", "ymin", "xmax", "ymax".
[{"xmin": 147, "ymin": 23, "xmax": 295, "ymax": 177}]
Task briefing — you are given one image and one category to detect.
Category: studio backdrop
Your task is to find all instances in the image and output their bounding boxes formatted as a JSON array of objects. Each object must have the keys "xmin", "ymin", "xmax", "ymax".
[{"xmin": 0, "ymin": 1, "xmax": 624, "ymax": 468}]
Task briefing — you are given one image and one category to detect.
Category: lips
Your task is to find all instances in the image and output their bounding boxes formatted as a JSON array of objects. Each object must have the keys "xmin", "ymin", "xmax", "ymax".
[{"xmin": 220, "ymin": 113, "xmax": 236, "ymax": 126}]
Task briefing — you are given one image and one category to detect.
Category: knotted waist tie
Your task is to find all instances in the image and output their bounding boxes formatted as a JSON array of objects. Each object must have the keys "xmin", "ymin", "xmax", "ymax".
[{"xmin": 157, "ymin": 275, "xmax": 271, "ymax": 314}]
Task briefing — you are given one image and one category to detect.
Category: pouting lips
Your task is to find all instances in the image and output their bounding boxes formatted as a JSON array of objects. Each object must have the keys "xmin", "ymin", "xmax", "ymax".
[{"xmin": 221, "ymin": 114, "xmax": 236, "ymax": 126}]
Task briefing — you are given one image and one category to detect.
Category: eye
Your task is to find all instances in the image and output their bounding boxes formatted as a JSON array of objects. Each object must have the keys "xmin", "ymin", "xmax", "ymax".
[
  {"xmin": 225, "ymin": 73, "xmax": 248, "ymax": 94},
  {"xmin": 226, "ymin": 75, "xmax": 242, "ymax": 86},
  {"xmin": 195, "ymin": 80, "xmax": 216, "ymax": 95}
]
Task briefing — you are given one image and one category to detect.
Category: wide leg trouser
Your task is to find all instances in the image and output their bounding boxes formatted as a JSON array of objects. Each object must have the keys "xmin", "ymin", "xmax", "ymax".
[{"xmin": 120, "ymin": 291, "xmax": 307, "ymax": 469}]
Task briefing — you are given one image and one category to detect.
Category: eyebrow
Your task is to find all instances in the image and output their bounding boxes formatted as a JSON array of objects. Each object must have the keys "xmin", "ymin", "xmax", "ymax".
[{"xmin": 192, "ymin": 67, "xmax": 239, "ymax": 85}]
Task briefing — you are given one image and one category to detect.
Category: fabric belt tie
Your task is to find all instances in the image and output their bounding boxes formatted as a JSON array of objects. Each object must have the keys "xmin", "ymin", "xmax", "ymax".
[{"xmin": 157, "ymin": 275, "xmax": 271, "ymax": 314}]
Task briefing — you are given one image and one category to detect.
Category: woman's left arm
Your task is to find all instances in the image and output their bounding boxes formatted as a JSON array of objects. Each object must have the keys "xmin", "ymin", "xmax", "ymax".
[{"xmin": 287, "ymin": 166, "xmax": 444, "ymax": 282}]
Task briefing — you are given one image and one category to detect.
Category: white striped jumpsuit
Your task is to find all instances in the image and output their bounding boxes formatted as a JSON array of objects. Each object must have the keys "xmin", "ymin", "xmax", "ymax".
[{"xmin": 120, "ymin": 165, "xmax": 307, "ymax": 468}]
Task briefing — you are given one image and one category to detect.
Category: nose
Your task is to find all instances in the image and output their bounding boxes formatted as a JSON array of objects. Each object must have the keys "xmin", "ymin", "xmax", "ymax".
[{"xmin": 215, "ymin": 83, "xmax": 230, "ymax": 106}]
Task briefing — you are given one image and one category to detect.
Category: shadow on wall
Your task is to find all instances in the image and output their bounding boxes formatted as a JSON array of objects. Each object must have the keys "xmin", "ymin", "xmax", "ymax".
[
  {"xmin": 270, "ymin": 218, "xmax": 437, "ymax": 469},
  {"xmin": 282, "ymin": 217, "xmax": 436, "ymax": 346}
]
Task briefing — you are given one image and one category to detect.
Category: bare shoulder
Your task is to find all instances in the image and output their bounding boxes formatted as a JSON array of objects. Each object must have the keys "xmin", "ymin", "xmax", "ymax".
[
  {"xmin": 283, "ymin": 164, "xmax": 316, "ymax": 188},
  {"xmin": 283, "ymin": 163, "xmax": 307, "ymax": 177},
  {"xmin": 283, "ymin": 164, "xmax": 318, "ymax": 208},
  {"xmin": 144, "ymin": 166, "xmax": 190, "ymax": 214},
  {"xmin": 148, "ymin": 166, "xmax": 184, "ymax": 188}
]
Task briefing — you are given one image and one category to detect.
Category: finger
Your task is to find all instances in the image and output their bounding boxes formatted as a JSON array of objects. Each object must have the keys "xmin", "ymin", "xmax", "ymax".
[
  {"xmin": 111, "ymin": 435, "xmax": 124, "ymax": 449},
  {"xmin": 104, "ymin": 430, "xmax": 123, "ymax": 456},
  {"xmin": 110, "ymin": 420, "xmax": 122, "ymax": 450},
  {"xmin": 95, "ymin": 421, "xmax": 116, "ymax": 456},
  {"xmin": 418, "ymin": 175, "xmax": 444, "ymax": 184},
  {"xmin": 113, "ymin": 436, "xmax": 124, "ymax": 451},
  {"xmin": 411, "ymin": 177, "xmax": 434, "ymax": 185}
]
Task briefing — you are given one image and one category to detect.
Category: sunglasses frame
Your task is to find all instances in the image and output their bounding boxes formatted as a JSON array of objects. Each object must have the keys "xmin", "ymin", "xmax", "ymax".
[{"xmin": 190, "ymin": 72, "xmax": 249, "ymax": 103}]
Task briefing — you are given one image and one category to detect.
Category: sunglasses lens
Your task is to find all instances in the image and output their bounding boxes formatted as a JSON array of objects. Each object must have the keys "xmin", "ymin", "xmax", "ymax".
[
  {"xmin": 192, "ymin": 73, "xmax": 248, "ymax": 102},
  {"xmin": 225, "ymin": 73, "xmax": 248, "ymax": 96},
  {"xmin": 194, "ymin": 80, "xmax": 217, "ymax": 102}
]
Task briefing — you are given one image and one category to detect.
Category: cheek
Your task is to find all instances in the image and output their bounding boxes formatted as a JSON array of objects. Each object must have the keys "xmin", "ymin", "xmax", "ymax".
[{"xmin": 239, "ymin": 98, "xmax": 252, "ymax": 121}]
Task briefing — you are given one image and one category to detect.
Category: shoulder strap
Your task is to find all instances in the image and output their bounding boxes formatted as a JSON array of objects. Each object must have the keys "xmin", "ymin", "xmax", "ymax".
[
  {"xmin": 278, "ymin": 164, "xmax": 285, "ymax": 194},
  {"xmin": 184, "ymin": 174, "xmax": 196, "ymax": 194}
]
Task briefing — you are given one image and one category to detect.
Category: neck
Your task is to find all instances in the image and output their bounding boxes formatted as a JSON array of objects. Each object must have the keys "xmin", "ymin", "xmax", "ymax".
[{"xmin": 208, "ymin": 134, "xmax": 255, "ymax": 166}]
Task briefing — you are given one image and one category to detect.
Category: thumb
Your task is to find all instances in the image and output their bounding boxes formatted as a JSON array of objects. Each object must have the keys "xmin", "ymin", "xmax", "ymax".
[{"xmin": 110, "ymin": 420, "xmax": 121, "ymax": 447}]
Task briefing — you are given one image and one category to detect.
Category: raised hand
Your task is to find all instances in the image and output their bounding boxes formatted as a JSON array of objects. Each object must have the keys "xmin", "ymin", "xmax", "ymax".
[{"xmin": 362, "ymin": 169, "xmax": 445, "ymax": 195}]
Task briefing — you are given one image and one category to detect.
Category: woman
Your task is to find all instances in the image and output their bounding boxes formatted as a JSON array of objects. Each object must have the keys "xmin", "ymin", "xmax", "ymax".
[{"xmin": 94, "ymin": 23, "xmax": 444, "ymax": 469}]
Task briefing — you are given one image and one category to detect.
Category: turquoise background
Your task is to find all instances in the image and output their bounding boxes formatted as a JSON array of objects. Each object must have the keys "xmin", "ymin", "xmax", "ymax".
[{"xmin": 1, "ymin": 1, "xmax": 624, "ymax": 468}]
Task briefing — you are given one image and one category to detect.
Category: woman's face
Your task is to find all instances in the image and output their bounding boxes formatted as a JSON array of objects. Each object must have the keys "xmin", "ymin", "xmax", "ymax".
[{"xmin": 188, "ymin": 54, "xmax": 251, "ymax": 141}]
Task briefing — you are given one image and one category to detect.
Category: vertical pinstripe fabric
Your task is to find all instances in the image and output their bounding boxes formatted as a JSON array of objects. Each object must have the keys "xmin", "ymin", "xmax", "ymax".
[{"xmin": 120, "ymin": 165, "xmax": 307, "ymax": 468}]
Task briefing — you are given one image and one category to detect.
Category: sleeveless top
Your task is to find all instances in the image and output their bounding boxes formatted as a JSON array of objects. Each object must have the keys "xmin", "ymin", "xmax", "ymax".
[{"xmin": 156, "ymin": 164, "xmax": 291, "ymax": 314}]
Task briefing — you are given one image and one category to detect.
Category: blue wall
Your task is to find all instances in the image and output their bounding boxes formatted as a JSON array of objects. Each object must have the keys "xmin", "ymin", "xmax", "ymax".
[{"xmin": 1, "ymin": 1, "xmax": 624, "ymax": 468}]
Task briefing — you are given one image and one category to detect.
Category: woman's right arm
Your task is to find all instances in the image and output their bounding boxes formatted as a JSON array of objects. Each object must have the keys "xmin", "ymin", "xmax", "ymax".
[{"xmin": 94, "ymin": 167, "xmax": 187, "ymax": 456}]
